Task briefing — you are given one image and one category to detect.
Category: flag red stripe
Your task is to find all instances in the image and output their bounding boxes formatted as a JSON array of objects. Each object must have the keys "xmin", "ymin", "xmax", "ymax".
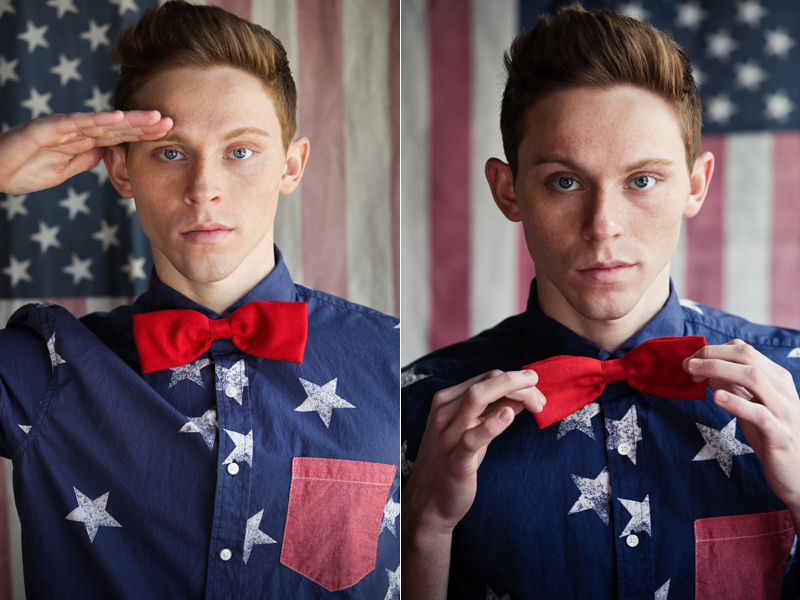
[
  {"xmin": 517, "ymin": 224, "xmax": 536, "ymax": 313},
  {"xmin": 212, "ymin": 0, "xmax": 252, "ymax": 21},
  {"xmin": 296, "ymin": 0, "xmax": 348, "ymax": 299},
  {"xmin": 389, "ymin": 0, "xmax": 400, "ymax": 317},
  {"xmin": 42, "ymin": 297, "xmax": 88, "ymax": 318},
  {"xmin": 428, "ymin": 0, "xmax": 471, "ymax": 351},
  {"xmin": 686, "ymin": 136, "xmax": 724, "ymax": 309},
  {"xmin": 771, "ymin": 133, "xmax": 800, "ymax": 330}
]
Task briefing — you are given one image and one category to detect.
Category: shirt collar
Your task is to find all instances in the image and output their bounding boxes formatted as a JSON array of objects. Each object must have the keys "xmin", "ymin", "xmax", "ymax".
[
  {"xmin": 135, "ymin": 246, "xmax": 297, "ymax": 317},
  {"xmin": 522, "ymin": 278, "xmax": 686, "ymax": 362}
]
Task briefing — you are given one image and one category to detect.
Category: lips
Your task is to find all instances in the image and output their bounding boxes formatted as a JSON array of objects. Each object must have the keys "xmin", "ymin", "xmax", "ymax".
[
  {"xmin": 577, "ymin": 261, "xmax": 635, "ymax": 284},
  {"xmin": 181, "ymin": 222, "xmax": 233, "ymax": 244}
]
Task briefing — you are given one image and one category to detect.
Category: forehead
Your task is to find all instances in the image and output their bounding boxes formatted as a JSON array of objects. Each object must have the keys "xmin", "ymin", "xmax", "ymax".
[
  {"xmin": 519, "ymin": 85, "xmax": 686, "ymax": 170},
  {"xmin": 132, "ymin": 66, "xmax": 280, "ymax": 138}
]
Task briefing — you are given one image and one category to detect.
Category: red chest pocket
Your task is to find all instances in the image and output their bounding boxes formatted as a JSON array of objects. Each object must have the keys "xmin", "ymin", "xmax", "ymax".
[
  {"xmin": 694, "ymin": 510, "xmax": 795, "ymax": 600},
  {"xmin": 280, "ymin": 457, "xmax": 396, "ymax": 591}
]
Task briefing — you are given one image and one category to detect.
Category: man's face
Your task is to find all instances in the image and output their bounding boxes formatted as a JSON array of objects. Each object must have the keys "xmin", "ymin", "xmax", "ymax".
[
  {"xmin": 107, "ymin": 66, "xmax": 304, "ymax": 287},
  {"xmin": 499, "ymin": 85, "xmax": 707, "ymax": 322}
]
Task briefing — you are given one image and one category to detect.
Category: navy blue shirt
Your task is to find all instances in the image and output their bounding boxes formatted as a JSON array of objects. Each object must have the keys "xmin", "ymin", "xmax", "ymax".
[
  {"xmin": 402, "ymin": 280, "xmax": 800, "ymax": 600},
  {"xmin": 0, "ymin": 248, "xmax": 400, "ymax": 599}
]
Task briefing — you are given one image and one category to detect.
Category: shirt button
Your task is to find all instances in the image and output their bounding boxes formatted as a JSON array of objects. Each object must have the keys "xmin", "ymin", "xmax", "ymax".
[
  {"xmin": 625, "ymin": 534, "xmax": 639, "ymax": 548},
  {"xmin": 225, "ymin": 386, "xmax": 237, "ymax": 398},
  {"xmin": 617, "ymin": 442, "xmax": 631, "ymax": 456},
  {"xmin": 227, "ymin": 462, "xmax": 240, "ymax": 476},
  {"xmin": 220, "ymin": 548, "xmax": 232, "ymax": 561}
]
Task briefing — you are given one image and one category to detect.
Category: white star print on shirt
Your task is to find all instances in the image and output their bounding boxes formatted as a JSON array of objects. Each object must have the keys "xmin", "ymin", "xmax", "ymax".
[
  {"xmin": 401, "ymin": 440, "xmax": 414, "ymax": 478},
  {"xmin": 692, "ymin": 418, "xmax": 754, "ymax": 477},
  {"xmin": 18, "ymin": 424, "xmax": 30, "ymax": 434},
  {"xmin": 383, "ymin": 565, "xmax": 400, "ymax": 600},
  {"xmin": 179, "ymin": 408, "xmax": 218, "ymax": 451},
  {"xmin": 294, "ymin": 377, "xmax": 355, "ymax": 428},
  {"xmin": 557, "ymin": 402, "xmax": 600, "ymax": 440},
  {"xmin": 381, "ymin": 497, "xmax": 400, "ymax": 537},
  {"xmin": 486, "ymin": 584, "xmax": 510, "ymax": 600},
  {"xmin": 222, "ymin": 429, "xmax": 253, "ymax": 467},
  {"xmin": 216, "ymin": 360, "xmax": 249, "ymax": 405},
  {"xmin": 619, "ymin": 495, "xmax": 651, "ymax": 537},
  {"xmin": 169, "ymin": 358, "xmax": 211, "ymax": 390},
  {"xmin": 605, "ymin": 405, "xmax": 642, "ymax": 465},
  {"xmin": 655, "ymin": 578, "xmax": 671, "ymax": 600},
  {"xmin": 65, "ymin": 487, "xmax": 121, "ymax": 543},
  {"xmin": 568, "ymin": 467, "xmax": 612, "ymax": 525},
  {"xmin": 401, "ymin": 366, "xmax": 431, "ymax": 388},
  {"xmin": 47, "ymin": 332, "xmax": 66, "ymax": 370},
  {"xmin": 243, "ymin": 510, "xmax": 277, "ymax": 564}
]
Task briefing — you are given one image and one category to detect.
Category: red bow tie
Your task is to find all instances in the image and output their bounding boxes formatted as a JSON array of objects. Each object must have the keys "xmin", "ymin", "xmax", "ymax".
[
  {"xmin": 132, "ymin": 301, "xmax": 308, "ymax": 374},
  {"xmin": 523, "ymin": 336, "xmax": 708, "ymax": 429}
]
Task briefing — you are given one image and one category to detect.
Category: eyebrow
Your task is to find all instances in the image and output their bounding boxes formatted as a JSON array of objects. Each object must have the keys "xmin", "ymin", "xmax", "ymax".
[
  {"xmin": 146, "ymin": 127, "xmax": 271, "ymax": 145},
  {"xmin": 533, "ymin": 155, "xmax": 677, "ymax": 172}
]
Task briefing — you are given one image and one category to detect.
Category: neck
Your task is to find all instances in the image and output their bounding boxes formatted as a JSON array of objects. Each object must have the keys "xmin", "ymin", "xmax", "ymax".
[
  {"xmin": 153, "ymin": 237, "xmax": 276, "ymax": 316},
  {"xmin": 536, "ymin": 265, "xmax": 672, "ymax": 354}
]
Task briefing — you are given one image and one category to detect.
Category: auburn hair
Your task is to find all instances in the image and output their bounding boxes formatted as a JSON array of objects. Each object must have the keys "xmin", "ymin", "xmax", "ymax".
[
  {"xmin": 501, "ymin": 5, "xmax": 702, "ymax": 177},
  {"xmin": 110, "ymin": 0, "xmax": 297, "ymax": 150}
]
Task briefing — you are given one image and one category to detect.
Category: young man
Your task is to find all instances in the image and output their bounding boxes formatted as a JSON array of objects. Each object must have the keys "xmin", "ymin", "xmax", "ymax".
[
  {"xmin": 0, "ymin": 2, "xmax": 399, "ymax": 598},
  {"xmin": 402, "ymin": 7, "xmax": 800, "ymax": 599}
]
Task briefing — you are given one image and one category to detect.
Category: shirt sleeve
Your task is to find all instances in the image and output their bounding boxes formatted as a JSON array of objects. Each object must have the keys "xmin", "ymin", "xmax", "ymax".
[{"xmin": 0, "ymin": 305, "xmax": 56, "ymax": 459}]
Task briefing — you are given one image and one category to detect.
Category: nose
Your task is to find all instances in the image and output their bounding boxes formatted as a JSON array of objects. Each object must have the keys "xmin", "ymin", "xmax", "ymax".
[
  {"xmin": 582, "ymin": 185, "xmax": 624, "ymax": 243},
  {"xmin": 184, "ymin": 157, "xmax": 221, "ymax": 205}
]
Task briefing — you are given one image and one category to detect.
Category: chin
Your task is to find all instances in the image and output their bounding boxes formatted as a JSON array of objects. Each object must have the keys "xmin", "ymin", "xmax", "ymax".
[
  {"xmin": 172, "ymin": 256, "xmax": 241, "ymax": 285},
  {"xmin": 568, "ymin": 289, "xmax": 640, "ymax": 322}
]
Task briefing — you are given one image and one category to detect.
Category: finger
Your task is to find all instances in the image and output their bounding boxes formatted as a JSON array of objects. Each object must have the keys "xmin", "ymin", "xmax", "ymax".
[
  {"xmin": 688, "ymin": 341, "xmax": 785, "ymax": 380},
  {"xmin": 685, "ymin": 357, "xmax": 783, "ymax": 415},
  {"xmin": 63, "ymin": 148, "xmax": 105, "ymax": 180},
  {"xmin": 451, "ymin": 370, "xmax": 541, "ymax": 432},
  {"xmin": 452, "ymin": 406, "xmax": 516, "ymax": 466},
  {"xmin": 713, "ymin": 389, "xmax": 780, "ymax": 441}
]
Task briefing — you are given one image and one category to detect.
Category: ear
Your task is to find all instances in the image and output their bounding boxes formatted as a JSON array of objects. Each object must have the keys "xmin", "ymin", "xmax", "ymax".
[
  {"xmin": 280, "ymin": 136, "xmax": 310, "ymax": 195},
  {"xmin": 683, "ymin": 151, "xmax": 714, "ymax": 218},
  {"xmin": 104, "ymin": 145, "xmax": 133, "ymax": 198},
  {"xmin": 485, "ymin": 157, "xmax": 520, "ymax": 222}
]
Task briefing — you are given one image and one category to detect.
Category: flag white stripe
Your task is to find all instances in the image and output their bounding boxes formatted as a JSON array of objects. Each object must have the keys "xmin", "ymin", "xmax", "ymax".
[
  {"xmin": 724, "ymin": 133, "xmax": 773, "ymax": 324},
  {"xmin": 400, "ymin": 0, "xmax": 430, "ymax": 364},
  {"xmin": 343, "ymin": 0, "xmax": 393, "ymax": 314},
  {"xmin": 3, "ymin": 458, "xmax": 22, "ymax": 600},
  {"xmin": 469, "ymin": 0, "xmax": 518, "ymax": 337},
  {"xmin": 252, "ymin": 0, "xmax": 304, "ymax": 285},
  {"xmin": 85, "ymin": 297, "xmax": 134, "ymax": 314}
]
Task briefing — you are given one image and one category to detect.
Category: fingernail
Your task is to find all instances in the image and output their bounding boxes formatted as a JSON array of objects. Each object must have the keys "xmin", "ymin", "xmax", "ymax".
[
  {"xmin": 523, "ymin": 369, "xmax": 537, "ymax": 380},
  {"xmin": 688, "ymin": 359, "xmax": 702, "ymax": 370},
  {"xmin": 716, "ymin": 391, "xmax": 728, "ymax": 403}
]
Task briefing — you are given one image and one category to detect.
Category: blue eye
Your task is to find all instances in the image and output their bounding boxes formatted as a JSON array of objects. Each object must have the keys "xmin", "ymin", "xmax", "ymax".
[
  {"xmin": 631, "ymin": 175, "xmax": 655, "ymax": 190},
  {"xmin": 555, "ymin": 177, "xmax": 578, "ymax": 191},
  {"xmin": 229, "ymin": 148, "xmax": 253, "ymax": 160},
  {"xmin": 158, "ymin": 149, "xmax": 183, "ymax": 161}
]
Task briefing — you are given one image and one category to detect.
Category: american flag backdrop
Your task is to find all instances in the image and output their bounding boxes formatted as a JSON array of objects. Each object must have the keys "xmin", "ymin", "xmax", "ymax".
[
  {"xmin": 0, "ymin": 0, "xmax": 399, "ymax": 596},
  {"xmin": 401, "ymin": 0, "xmax": 800, "ymax": 366}
]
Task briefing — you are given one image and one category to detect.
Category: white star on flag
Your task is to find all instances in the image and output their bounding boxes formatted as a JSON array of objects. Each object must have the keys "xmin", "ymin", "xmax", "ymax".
[
  {"xmin": 243, "ymin": 510, "xmax": 277, "ymax": 564},
  {"xmin": 46, "ymin": 0, "xmax": 78, "ymax": 19},
  {"xmin": 17, "ymin": 21, "xmax": 49, "ymax": 53},
  {"xmin": 736, "ymin": 0, "xmax": 767, "ymax": 27},
  {"xmin": 2, "ymin": 255, "xmax": 32, "ymax": 287},
  {"xmin": 80, "ymin": 20, "xmax": 111, "ymax": 52},
  {"xmin": 692, "ymin": 418, "xmax": 754, "ymax": 477},
  {"xmin": 655, "ymin": 579, "xmax": 671, "ymax": 600},
  {"xmin": 109, "ymin": 0, "xmax": 138, "ymax": 17},
  {"xmin": 706, "ymin": 92, "xmax": 737, "ymax": 125},
  {"xmin": 380, "ymin": 496, "xmax": 400, "ymax": 537},
  {"xmin": 118, "ymin": 196, "xmax": 136, "ymax": 216},
  {"xmin": 734, "ymin": 59, "xmax": 768, "ymax": 92},
  {"xmin": 706, "ymin": 30, "xmax": 738, "ymax": 61},
  {"xmin": 557, "ymin": 402, "xmax": 600, "ymax": 440},
  {"xmin": 617, "ymin": 2, "xmax": 649, "ymax": 22},
  {"xmin": 89, "ymin": 161, "xmax": 109, "ymax": 186},
  {"xmin": 295, "ymin": 377, "xmax": 355, "ymax": 427},
  {"xmin": 764, "ymin": 90, "xmax": 795, "ymax": 122},
  {"xmin": 568, "ymin": 467, "xmax": 612, "ymax": 525},
  {"xmin": 383, "ymin": 565, "xmax": 400, "ymax": 600},
  {"xmin": 91, "ymin": 219, "xmax": 121, "ymax": 252},
  {"xmin": 47, "ymin": 332, "xmax": 66, "ymax": 370},
  {"xmin": 21, "ymin": 87, "xmax": 53, "ymax": 119},
  {"xmin": 58, "ymin": 186, "xmax": 91, "ymax": 220},
  {"xmin": 49, "ymin": 53, "xmax": 82, "ymax": 86},
  {"xmin": 83, "ymin": 85, "xmax": 113, "ymax": 112},
  {"xmin": 675, "ymin": 2, "xmax": 707, "ymax": 31},
  {"xmin": 0, "ymin": 54, "xmax": 19, "ymax": 85},
  {"xmin": 0, "ymin": 0, "xmax": 15, "ymax": 19},
  {"xmin": 169, "ymin": 358, "xmax": 211, "ymax": 389},
  {"xmin": 222, "ymin": 429, "xmax": 253, "ymax": 467},
  {"xmin": 0, "ymin": 193, "xmax": 27, "ymax": 220},
  {"xmin": 215, "ymin": 359, "xmax": 249, "ymax": 405},
  {"xmin": 619, "ymin": 495, "xmax": 651, "ymax": 537},
  {"xmin": 30, "ymin": 221, "xmax": 62, "ymax": 253},
  {"xmin": 62, "ymin": 253, "xmax": 94, "ymax": 285},
  {"xmin": 179, "ymin": 408, "xmax": 218, "ymax": 451},
  {"xmin": 65, "ymin": 487, "xmax": 122, "ymax": 543},
  {"xmin": 764, "ymin": 27, "xmax": 795, "ymax": 59},
  {"xmin": 605, "ymin": 405, "xmax": 642, "ymax": 465},
  {"xmin": 121, "ymin": 253, "xmax": 147, "ymax": 283}
]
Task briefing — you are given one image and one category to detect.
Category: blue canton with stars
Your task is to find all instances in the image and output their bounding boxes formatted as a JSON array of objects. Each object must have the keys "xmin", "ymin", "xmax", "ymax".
[
  {"xmin": 402, "ymin": 279, "xmax": 800, "ymax": 600},
  {"xmin": 521, "ymin": 0, "xmax": 798, "ymax": 133},
  {"xmin": 0, "ymin": 248, "xmax": 400, "ymax": 599},
  {"xmin": 0, "ymin": 0, "xmax": 159, "ymax": 298}
]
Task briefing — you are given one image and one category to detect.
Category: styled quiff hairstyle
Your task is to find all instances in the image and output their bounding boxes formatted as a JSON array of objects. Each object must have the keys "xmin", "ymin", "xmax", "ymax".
[
  {"xmin": 110, "ymin": 0, "xmax": 297, "ymax": 151},
  {"xmin": 501, "ymin": 5, "xmax": 702, "ymax": 177}
]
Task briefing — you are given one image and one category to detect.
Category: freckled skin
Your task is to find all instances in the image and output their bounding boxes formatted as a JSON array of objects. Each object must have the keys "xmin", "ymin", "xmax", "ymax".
[
  {"xmin": 104, "ymin": 66, "xmax": 305, "ymax": 312},
  {"xmin": 492, "ymin": 85, "xmax": 711, "ymax": 345}
]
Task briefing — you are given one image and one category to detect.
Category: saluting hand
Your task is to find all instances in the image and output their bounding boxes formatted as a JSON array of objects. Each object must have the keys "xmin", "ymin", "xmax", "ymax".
[{"xmin": 0, "ymin": 110, "xmax": 172, "ymax": 195}]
